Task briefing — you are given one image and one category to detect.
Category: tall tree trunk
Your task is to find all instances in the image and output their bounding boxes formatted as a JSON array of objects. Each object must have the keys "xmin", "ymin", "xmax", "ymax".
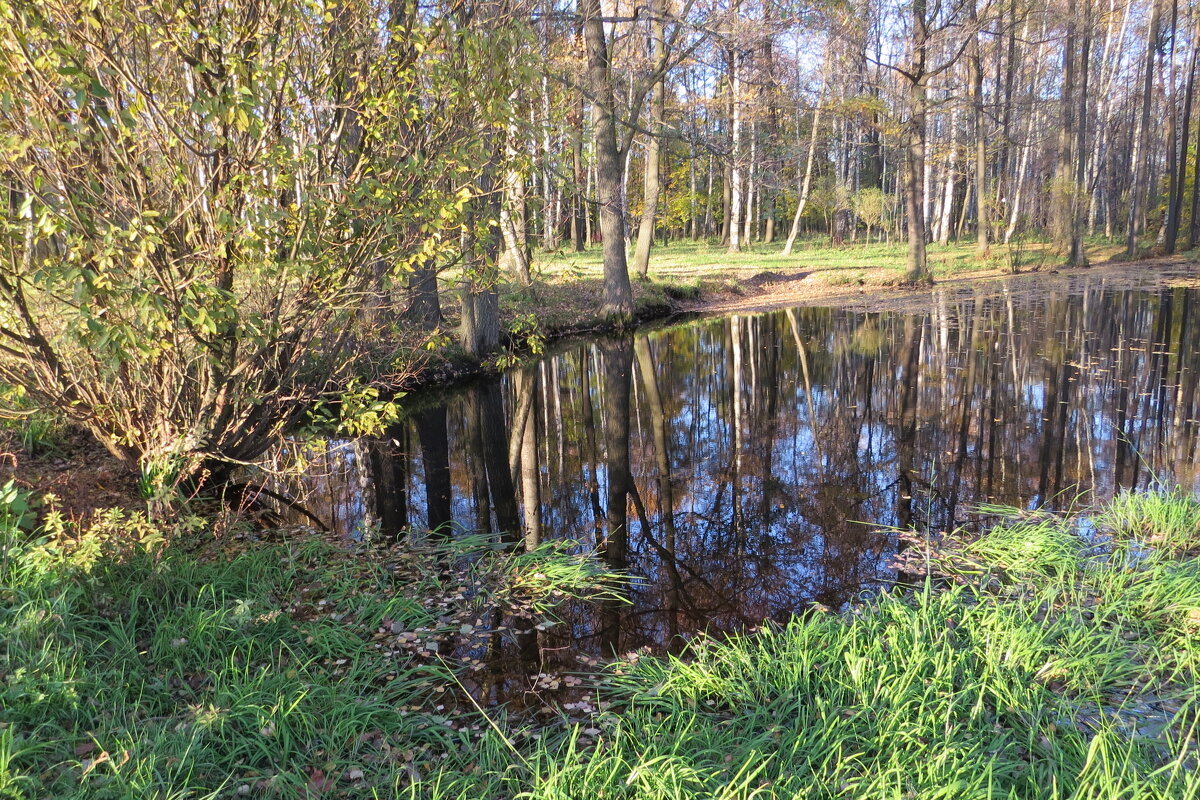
[
  {"xmin": 406, "ymin": 259, "xmax": 442, "ymax": 329},
  {"xmin": 1191, "ymin": 47, "xmax": 1200, "ymax": 248},
  {"xmin": 1054, "ymin": 5, "xmax": 1078, "ymax": 258},
  {"xmin": 571, "ymin": 105, "xmax": 587, "ymax": 252},
  {"xmin": 540, "ymin": 72, "xmax": 557, "ymax": 252},
  {"xmin": 782, "ymin": 93, "xmax": 823, "ymax": 255},
  {"xmin": 632, "ymin": 0, "xmax": 666, "ymax": 278},
  {"xmin": 1161, "ymin": 0, "xmax": 1180, "ymax": 253},
  {"xmin": 728, "ymin": 49, "xmax": 744, "ymax": 254},
  {"xmin": 936, "ymin": 106, "xmax": 957, "ymax": 247},
  {"xmin": 1167, "ymin": 11, "xmax": 1197, "ymax": 252},
  {"xmin": 1056, "ymin": 0, "xmax": 1089, "ymax": 267},
  {"xmin": 1069, "ymin": 9, "xmax": 1091, "ymax": 267},
  {"xmin": 581, "ymin": 0, "xmax": 634, "ymax": 320},
  {"xmin": 688, "ymin": 135, "xmax": 699, "ymax": 239},
  {"xmin": 1127, "ymin": 0, "xmax": 1162, "ymax": 258},
  {"xmin": 460, "ymin": 138, "xmax": 502, "ymax": 357},
  {"xmin": 499, "ymin": 115, "xmax": 532, "ymax": 283},
  {"xmin": 743, "ymin": 120, "xmax": 756, "ymax": 245},
  {"xmin": 970, "ymin": 1, "xmax": 990, "ymax": 256},
  {"xmin": 904, "ymin": 0, "xmax": 931, "ymax": 283},
  {"xmin": 721, "ymin": 163, "xmax": 732, "ymax": 244}
]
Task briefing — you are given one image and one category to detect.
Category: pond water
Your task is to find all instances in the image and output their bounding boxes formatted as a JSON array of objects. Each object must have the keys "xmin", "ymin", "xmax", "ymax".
[{"xmin": 277, "ymin": 275, "xmax": 1200, "ymax": 658}]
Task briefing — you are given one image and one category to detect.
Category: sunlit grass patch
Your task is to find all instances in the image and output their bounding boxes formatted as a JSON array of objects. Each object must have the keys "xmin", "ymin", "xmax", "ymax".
[
  {"xmin": 0, "ymin": 496, "xmax": 620, "ymax": 799},
  {"xmin": 487, "ymin": 496, "xmax": 1200, "ymax": 800},
  {"xmin": 4, "ymin": 491, "xmax": 1200, "ymax": 798},
  {"xmin": 533, "ymin": 237, "xmax": 1129, "ymax": 292},
  {"xmin": 1095, "ymin": 489, "xmax": 1200, "ymax": 557}
]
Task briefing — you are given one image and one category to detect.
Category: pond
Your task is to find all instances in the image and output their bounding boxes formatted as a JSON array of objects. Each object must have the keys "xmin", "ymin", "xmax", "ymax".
[{"xmin": 276, "ymin": 275, "xmax": 1200, "ymax": 659}]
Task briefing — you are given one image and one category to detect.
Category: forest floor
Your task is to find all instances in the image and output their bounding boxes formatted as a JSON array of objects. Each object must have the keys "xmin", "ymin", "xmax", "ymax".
[
  {"xmin": 670, "ymin": 248, "xmax": 1200, "ymax": 316},
  {"xmin": 451, "ymin": 235, "xmax": 1190, "ymax": 377},
  {"xmin": 530, "ymin": 235, "xmax": 1171, "ymax": 320}
]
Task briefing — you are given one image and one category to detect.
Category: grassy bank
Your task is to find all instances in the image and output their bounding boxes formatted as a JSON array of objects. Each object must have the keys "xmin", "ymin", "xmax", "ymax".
[
  {"xmin": 534, "ymin": 235, "xmax": 1128, "ymax": 290},
  {"xmin": 0, "ymin": 497, "xmax": 615, "ymax": 799},
  {"xmin": 408, "ymin": 235, "xmax": 1130, "ymax": 386},
  {"xmin": 4, "ymin": 490, "xmax": 1200, "ymax": 798}
]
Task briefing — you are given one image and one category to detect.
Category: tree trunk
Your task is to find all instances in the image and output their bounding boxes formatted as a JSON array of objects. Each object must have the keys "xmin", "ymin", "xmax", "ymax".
[
  {"xmin": 571, "ymin": 104, "xmax": 587, "ymax": 252},
  {"xmin": 721, "ymin": 163, "xmax": 732, "ymax": 244},
  {"xmin": 1191, "ymin": 48, "xmax": 1200, "ymax": 248},
  {"xmin": 782, "ymin": 95, "xmax": 823, "ymax": 255},
  {"xmin": 1069, "ymin": 9, "xmax": 1091, "ymax": 267},
  {"xmin": 460, "ymin": 136, "xmax": 502, "ymax": 357},
  {"xmin": 499, "ymin": 114, "xmax": 532, "ymax": 283},
  {"xmin": 406, "ymin": 260, "xmax": 442, "ymax": 329},
  {"xmin": 904, "ymin": 0, "xmax": 931, "ymax": 283},
  {"xmin": 728, "ymin": 50, "xmax": 744, "ymax": 254},
  {"xmin": 936, "ymin": 106, "xmax": 957, "ymax": 247},
  {"xmin": 632, "ymin": 0, "xmax": 666, "ymax": 278},
  {"xmin": 970, "ymin": 1, "xmax": 990, "ymax": 256},
  {"xmin": 1055, "ymin": 0, "xmax": 1088, "ymax": 267},
  {"xmin": 1167, "ymin": 12, "xmax": 1197, "ymax": 252},
  {"xmin": 581, "ymin": 0, "xmax": 634, "ymax": 320},
  {"xmin": 540, "ymin": 73, "xmax": 557, "ymax": 252},
  {"xmin": 1127, "ymin": 0, "xmax": 1162, "ymax": 258}
]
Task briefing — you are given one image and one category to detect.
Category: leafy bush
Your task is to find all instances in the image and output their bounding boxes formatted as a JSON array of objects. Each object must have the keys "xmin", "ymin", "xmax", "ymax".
[{"xmin": 0, "ymin": 0, "xmax": 502, "ymax": 485}]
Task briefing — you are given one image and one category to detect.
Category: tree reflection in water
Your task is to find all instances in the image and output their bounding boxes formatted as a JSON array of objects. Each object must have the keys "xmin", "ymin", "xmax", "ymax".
[{"xmin": 273, "ymin": 281, "xmax": 1200, "ymax": 656}]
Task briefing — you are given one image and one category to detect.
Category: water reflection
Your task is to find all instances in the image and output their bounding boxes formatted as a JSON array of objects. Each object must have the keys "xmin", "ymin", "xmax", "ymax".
[{"xmin": 276, "ymin": 280, "xmax": 1200, "ymax": 654}]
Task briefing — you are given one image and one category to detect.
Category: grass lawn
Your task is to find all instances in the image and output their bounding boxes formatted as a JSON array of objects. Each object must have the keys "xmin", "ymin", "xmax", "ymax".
[
  {"xmin": 3, "ymin": 488, "xmax": 1200, "ymax": 798},
  {"xmin": 402, "ymin": 234, "xmax": 1133, "ymax": 379},
  {"xmin": 534, "ymin": 235, "xmax": 1129, "ymax": 288}
]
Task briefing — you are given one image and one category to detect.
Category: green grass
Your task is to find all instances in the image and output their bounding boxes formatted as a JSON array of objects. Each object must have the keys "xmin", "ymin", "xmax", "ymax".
[
  {"xmin": 401, "ymin": 234, "xmax": 1133, "ymax": 382},
  {"xmin": 0, "ymin": 383, "xmax": 67, "ymax": 457},
  {"xmin": 4, "ymin": 490, "xmax": 1200, "ymax": 798},
  {"xmin": 0, "ymin": 500, "xmax": 619, "ymax": 799},
  {"xmin": 535, "ymin": 235, "xmax": 1128, "ymax": 289}
]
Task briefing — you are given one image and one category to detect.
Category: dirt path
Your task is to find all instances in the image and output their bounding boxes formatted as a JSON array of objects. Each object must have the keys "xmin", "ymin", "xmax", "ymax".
[{"xmin": 676, "ymin": 254, "xmax": 1200, "ymax": 317}]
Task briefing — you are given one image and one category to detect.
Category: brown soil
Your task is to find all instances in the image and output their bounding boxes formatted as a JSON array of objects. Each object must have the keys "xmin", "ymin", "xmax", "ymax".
[{"xmin": 0, "ymin": 428, "xmax": 139, "ymax": 522}]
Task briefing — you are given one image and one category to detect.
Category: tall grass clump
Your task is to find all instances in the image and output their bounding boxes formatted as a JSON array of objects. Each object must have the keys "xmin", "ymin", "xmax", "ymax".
[
  {"xmin": 0, "ymin": 487, "xmax": 620, "ymax": 799},
  {"xmin": 1094, "ymin": 489, "xmax": 1200, "ymax": 557},
  {"xmin": 6, "ymin": 488, "xmax": 1200, "ymax": 799},
  {"xmin": 452, "ymin": 495, "xmax": 1200, "ymax": 800}
]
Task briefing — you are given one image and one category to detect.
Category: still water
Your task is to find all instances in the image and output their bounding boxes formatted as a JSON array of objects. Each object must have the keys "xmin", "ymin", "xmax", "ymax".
[{"xmin": 279, "ymin": 276, "xmax": 1200, "ymax": 656}]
